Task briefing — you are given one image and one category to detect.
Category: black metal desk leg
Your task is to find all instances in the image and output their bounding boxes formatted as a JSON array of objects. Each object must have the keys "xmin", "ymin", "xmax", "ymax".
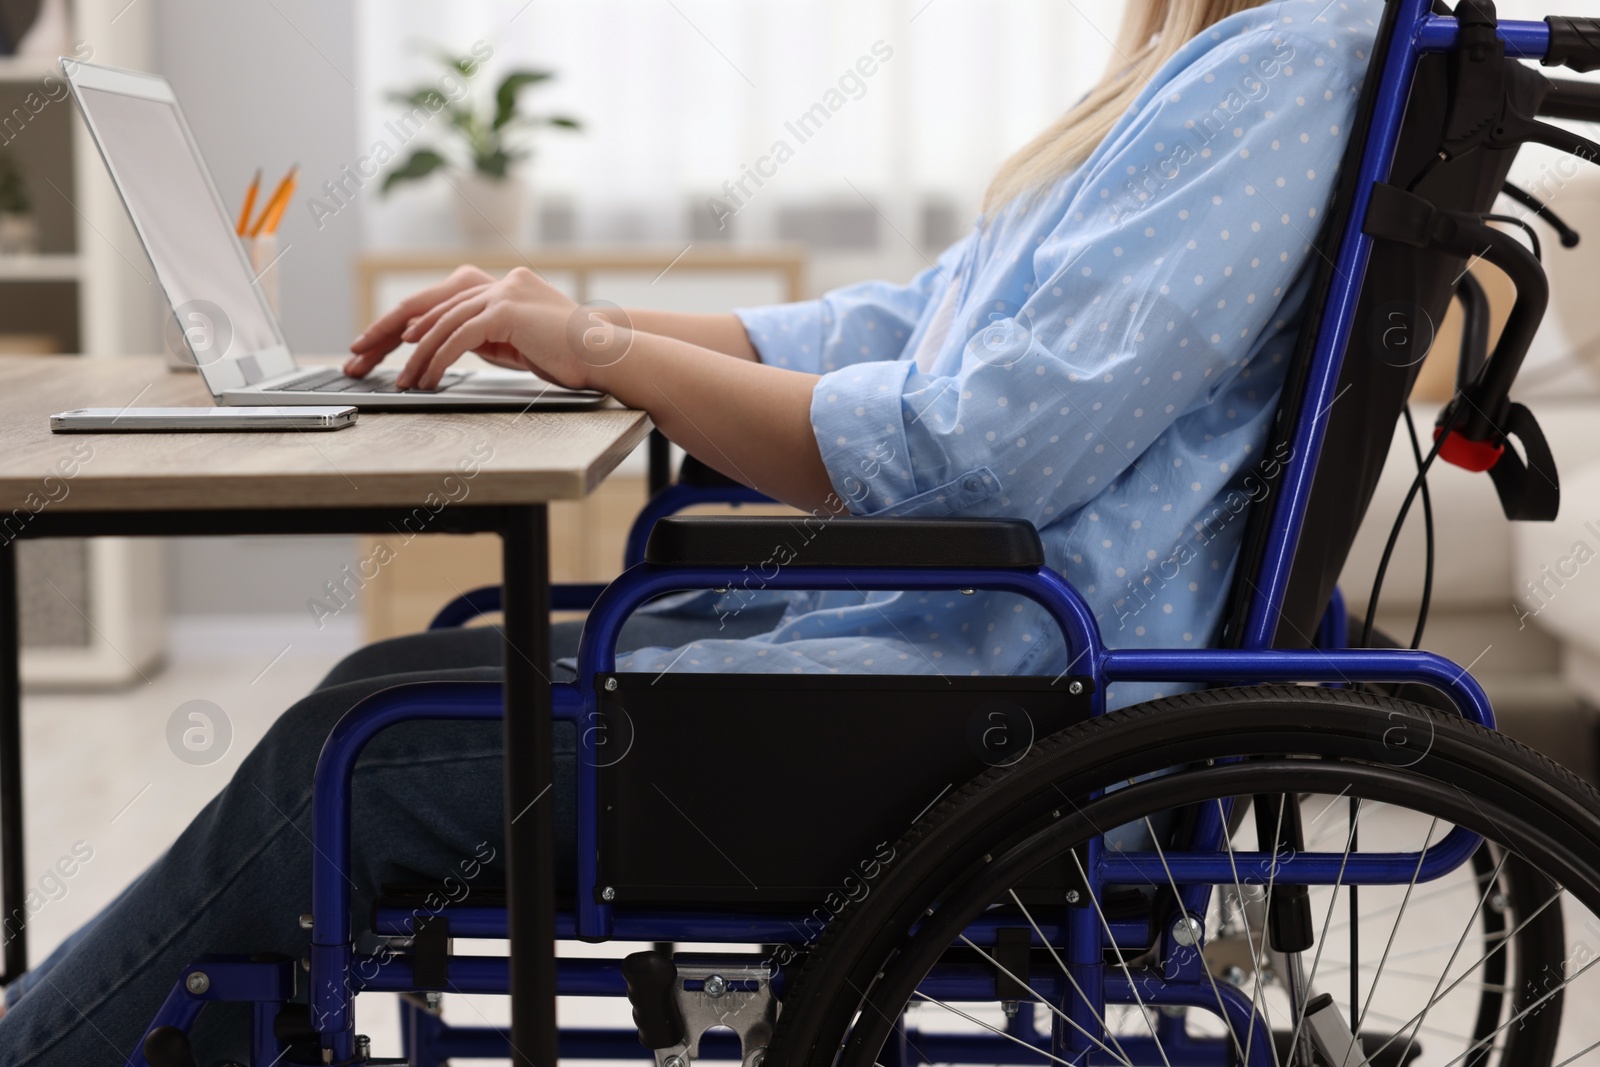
[
  {"xmin": 0, "ymin": 540, "xmax": 22, "ymax": 982},
  {"xmin": 503, "ymin": 505, "xmax": 556, "ymax": 1066}
]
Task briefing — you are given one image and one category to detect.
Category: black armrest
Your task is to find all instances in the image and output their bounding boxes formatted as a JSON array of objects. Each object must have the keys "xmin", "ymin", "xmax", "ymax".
[{"xmin": 642, "ymin": 515, "xmax": 1045, "ymax": 568}]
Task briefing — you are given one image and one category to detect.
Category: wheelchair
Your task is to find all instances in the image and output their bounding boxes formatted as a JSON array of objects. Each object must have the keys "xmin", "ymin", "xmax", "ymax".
[{"xmin": 131, "ymin": 0, "xmax": 1600, "ymax": 1063}]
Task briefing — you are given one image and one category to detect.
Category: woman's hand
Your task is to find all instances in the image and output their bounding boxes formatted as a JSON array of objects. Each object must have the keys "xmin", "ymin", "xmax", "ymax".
[
  {"xmin": 393, "ymin": 265, "xmax": 601, "ymax": 390},
  {"xmin": 346, "ymin": 265, "xmax": 496, "ymax": 377},
  {"xmin": 390, "ymin": 266, "xmax": 615, "ymax": 391},
  {"xmin": 346, "ymin": 263, "xmax": 835, "ymax": 510}
]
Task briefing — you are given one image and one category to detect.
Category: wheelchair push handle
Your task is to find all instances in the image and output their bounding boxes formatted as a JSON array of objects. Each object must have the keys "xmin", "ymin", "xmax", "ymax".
[
  {"xmin": 1544, "ymin": 16, "xmax": 1600, "ymax": 73},
  {"xmin": 622, "ymin": 950, "xmax": 689, "ymax": 1050}
]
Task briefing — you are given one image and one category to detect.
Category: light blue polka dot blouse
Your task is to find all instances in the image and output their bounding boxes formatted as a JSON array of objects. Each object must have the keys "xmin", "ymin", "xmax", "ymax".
[{"xmin": 622, "ymin": 0, "xmax": 1378, "ymax": 708}]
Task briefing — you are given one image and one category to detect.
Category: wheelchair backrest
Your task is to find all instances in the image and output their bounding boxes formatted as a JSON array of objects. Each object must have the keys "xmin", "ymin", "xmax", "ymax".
[{"xmin": 1219, "ymin": 0, "xmax": 1544, "ymax": 649}]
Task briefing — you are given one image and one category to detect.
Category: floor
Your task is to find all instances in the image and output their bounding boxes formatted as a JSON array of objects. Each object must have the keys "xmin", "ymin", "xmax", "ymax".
[
  {"xmin": 17, "ymin": 618, "xmax": 650, "ymax": 1063},
  {"xmin": 16, "ymin": 625, "xmax": 1600, "ymax": 1064}
]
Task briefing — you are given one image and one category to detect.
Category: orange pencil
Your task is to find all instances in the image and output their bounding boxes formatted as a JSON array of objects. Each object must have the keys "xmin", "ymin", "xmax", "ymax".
[
  {"xmin": 235, "ymin": 169, "xmax": 261, "ymax": 237},
  {"xmin": 251, "ymin": 166, "xmax": 297, "ymax": 237}
]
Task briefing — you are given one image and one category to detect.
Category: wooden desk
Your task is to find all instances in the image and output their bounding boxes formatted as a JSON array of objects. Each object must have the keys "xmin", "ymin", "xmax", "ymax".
[
  {"xmin": 0, "ymin": 354, "xmax": 648, "ymax": 1065},
  {"xmin": 0, "ymin": 355, "xmax": 648, "ymax": 510}
]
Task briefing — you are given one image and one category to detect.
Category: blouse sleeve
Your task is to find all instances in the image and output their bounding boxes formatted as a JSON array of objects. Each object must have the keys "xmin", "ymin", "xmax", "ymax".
[
  {"xmin": 809, "ymin": 26, "xmax": 1363, "ymax": 519},
  {"xmin": 734, "ymin": 233, "xmax": 972, "ymax": 376}
]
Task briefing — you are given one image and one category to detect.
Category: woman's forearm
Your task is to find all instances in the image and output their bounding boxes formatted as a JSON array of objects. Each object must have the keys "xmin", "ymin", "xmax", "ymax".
[
  {"xmin": 603, "ymin": 310, "xmax": 759, "ymax": 361},
  {"xmin": 588, "ymin": 331, "xmax": 836, "ymax": 511},
  {"xmin": 355, "ymin": 268, "xmax": 829, "ymax": 507}
]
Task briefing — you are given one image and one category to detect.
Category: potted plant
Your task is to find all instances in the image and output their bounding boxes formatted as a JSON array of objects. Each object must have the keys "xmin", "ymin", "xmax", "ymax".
[
  {"xmin": 0, "ymin": 151, "xmax": 37, "ymax": 255},
  {"xmin": 381, "ymin": 52, "xmax": 581, "ymax": 246}
]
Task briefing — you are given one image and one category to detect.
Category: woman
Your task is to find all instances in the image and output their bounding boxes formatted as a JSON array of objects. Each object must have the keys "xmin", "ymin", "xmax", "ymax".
[{"xmin": 0, "ymin": 0, "xmax": 1376, "ymax": 1060}]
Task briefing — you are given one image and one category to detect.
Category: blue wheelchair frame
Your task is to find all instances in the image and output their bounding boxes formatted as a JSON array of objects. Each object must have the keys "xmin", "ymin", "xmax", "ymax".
[{"xmin": 126, "ymin": 3, "xmax": 1571, "ymax": 1063}]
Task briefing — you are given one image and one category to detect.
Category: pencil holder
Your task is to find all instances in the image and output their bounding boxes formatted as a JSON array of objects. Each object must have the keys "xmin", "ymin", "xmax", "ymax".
[{"xmin": 248, "ymin": 233, "xmax": 282, "ymax": 319}]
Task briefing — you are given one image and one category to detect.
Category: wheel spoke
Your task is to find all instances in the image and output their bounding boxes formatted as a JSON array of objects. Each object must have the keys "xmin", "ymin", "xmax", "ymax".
[
  {"xmin": 1554, "ymin": 1034, "xmax": 1600, "ymax": 1067},
  {"xmin": 773, "ymin": 693, "xmax": 1600, "ymax": 1067},
  {"xmin": 842, "ymin": 972, "xmax": 938, "ymax": 1066},
  {"xmin": 1325, "ymin": 872, "xmax": 1496, "ymax": 932},
  {"xmin": 1434, "ymin": 933, "xmax": 1599, "ymax": 1067},
  {"xmin": 1374, "ymin": 847, "xmax": 1506, "ymax": 1066},
  {"xmin": 1360, "ymin": 1006, "xmax": 1495, "ymax": 1043},
  {"xmin": 1006, "ymin": 888, "xmax": 1138, "ymax": 1067},
  {"xmin": 1333, "ymin": 930, "xmax": 1512, "ymax": 967},
  {"xmin": 1068, "ymin": 847, "xmax": 1175, "ymax": 1067},
  {"xmin": 1302, "ymin": 788, "xmax": 1355, "ymax": 838},
  {"xmin": 909, "ymin": 990, "xmax": 1082, "ymax": 1067},
  {"xmin": 1283, "ymin": 805, "xmax": 1363, "ymax": 1065},
  {"xmin": 1352, "ymin": 817, "xmax": 1439, "ymax": 1041},
  {"xmin": 1141, "ymin": 806, "xmax": 1253, "ymax": 1067},
  {"xmin": 956, "ymin": 929, "xmax": 1135, "ymax": 1067},
  {"xmin": 1357, "ymin": 883, "xmax": 1565, "ymax": 1065},
  {"xmin": 1261, "ymin": 793, "xmax": 1309, "ymax": 1066},
  {"xmin": 1216, "ymin": 797, "xmax": 1286, "ymax": 1067}
]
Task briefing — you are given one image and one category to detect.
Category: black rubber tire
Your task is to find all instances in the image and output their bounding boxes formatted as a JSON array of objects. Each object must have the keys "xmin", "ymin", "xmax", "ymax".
[{"xmin": 766, "ymin": 685, "xmax": 1597, "ymax": 1067}]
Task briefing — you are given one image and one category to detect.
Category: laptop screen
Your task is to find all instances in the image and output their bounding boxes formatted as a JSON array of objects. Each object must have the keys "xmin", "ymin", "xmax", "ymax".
[{"xmin": 70, "ymin": 69, "xmax": 293, "ymax": 392}]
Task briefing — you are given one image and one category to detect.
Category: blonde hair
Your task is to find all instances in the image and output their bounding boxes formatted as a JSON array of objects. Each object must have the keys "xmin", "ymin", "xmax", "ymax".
[{"xmin": 982, "ymin": 0, "xmax": 1270, "ymax": 214}]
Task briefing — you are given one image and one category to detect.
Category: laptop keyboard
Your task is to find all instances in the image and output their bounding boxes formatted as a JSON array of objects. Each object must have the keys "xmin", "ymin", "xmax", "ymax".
[{"xmin": 266, "ymin": 368, "xmax": 467, "ymax": 394}]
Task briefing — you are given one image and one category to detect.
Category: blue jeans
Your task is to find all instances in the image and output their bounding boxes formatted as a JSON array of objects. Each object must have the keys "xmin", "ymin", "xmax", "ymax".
[{"xmin": 0, "ymin": 605, "xmax": 784, "ymax": 1066}]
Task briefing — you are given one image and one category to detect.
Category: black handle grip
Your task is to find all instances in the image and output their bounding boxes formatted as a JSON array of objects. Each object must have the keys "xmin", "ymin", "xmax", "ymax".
[
  {"xmin": 622, "ymin": 950, "xmax": 687, "ymax": 1050},
  {"xmin": 1545, "ymin": 17, "xmax": 1600, "ymax": 74},
  {"xmin": 142, "ymin": 1026, "xmax": 201, "ymax": 1067}
]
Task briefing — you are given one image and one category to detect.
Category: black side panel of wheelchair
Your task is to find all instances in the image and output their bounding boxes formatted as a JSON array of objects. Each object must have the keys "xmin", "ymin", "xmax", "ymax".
[
  {"xmin": 1223, "ymin": 32, "xmax": 1538, "ymax": 648},
  {"xmin": 643, "ymin": 515, "xmax": 1046, "ymax": 569},
  {"xmin": 595, "ymin": 673, "xmax": 1092, "ymax": 905}
]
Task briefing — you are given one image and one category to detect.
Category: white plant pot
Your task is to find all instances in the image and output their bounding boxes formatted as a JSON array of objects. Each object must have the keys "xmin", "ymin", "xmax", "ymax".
[{"xmin": 453, "ymin": 172, "xmax": 530, "ymax": 247}]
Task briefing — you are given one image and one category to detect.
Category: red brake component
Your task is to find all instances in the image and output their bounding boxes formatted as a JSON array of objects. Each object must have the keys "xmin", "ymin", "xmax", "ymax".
[{"xmin": 1433, "ymin": 425, "xmax": 1505, "ymax": 472}]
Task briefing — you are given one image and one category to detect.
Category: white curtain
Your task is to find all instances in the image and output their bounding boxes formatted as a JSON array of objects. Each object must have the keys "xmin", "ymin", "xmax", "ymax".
[{"xmin": 354, "ymin": 0, "xmax": 1123, "ymax": 251}]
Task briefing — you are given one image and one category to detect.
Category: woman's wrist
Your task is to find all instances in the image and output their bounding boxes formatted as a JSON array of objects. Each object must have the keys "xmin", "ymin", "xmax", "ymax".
[
  {"xmin": 575, "ymin": 326, "xmax": 833, "ymax": 510},
  {"xmin": 581, "ymin": 325, "xmax": 664, "ymax": 403},
  {"xmin": 598, "ymin": 309, "xmax": 758, "ymax": 362}
]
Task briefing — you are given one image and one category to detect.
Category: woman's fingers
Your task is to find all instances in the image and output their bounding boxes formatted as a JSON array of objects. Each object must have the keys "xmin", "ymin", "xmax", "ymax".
[
  {"xmin": 346, "ymin": 283, "xmax": 490, "ymax": 378},
  {"xmin": 417, "ymin": 311, "xmax": 500, "ymax": 391},
  {"xmin": 343, "ymin": 344, "xmax": 395, "ymax": 378},
  {"xmin": 397, "ymin": 294, "xmax": 490, "ymax": 389},
  {"xmin": 400, "ymin": 284, "xmax": 490, "ymax": 344},
  {"xmin": 349, "ymin": 265, "xmax": 492, "ymax": 357},
  {"xmin": 351, "ymin": 287, "xmax": 444, "ymax": 354}
]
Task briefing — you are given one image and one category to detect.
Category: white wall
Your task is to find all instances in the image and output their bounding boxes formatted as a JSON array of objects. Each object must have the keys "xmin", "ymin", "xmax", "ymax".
[
  {"xmin": 153, "ymin": 0, "xmax": 360, "ymax": 354},
  {"xmin": 152, "ymin": 0, "xmax": 361, "ymax": 617}
]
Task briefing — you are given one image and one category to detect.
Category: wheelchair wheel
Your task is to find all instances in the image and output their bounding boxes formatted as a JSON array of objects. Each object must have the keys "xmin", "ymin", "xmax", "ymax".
[{"xmin": 768, "ymin": 686, "xmax": 1590, "ymax": 1067}]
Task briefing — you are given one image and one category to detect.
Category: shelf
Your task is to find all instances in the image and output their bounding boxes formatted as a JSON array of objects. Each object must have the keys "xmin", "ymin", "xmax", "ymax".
[{"xmin": 0, "ymin": 253, "xmax": 80, "ymax": 280}]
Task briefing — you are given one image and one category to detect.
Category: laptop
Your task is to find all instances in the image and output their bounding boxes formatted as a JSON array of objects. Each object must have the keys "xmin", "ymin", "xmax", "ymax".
[{"xmin": 62, "ymin": 59, "xmax": 605, "ymax": 411}]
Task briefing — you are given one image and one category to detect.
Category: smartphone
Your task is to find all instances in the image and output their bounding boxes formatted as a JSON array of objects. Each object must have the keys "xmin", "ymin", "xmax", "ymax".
[{"xmin": 50, "ymin": 406, "xmax": 358, "ymax": 432}]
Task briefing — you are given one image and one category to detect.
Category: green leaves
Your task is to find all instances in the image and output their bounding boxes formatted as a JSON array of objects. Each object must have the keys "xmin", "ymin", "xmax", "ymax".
[
  {"xmin": 380, "ymin": 148, "xmax": 448, "ymax": 196},
  {"xmin": 438, "ymin": 51, "xmax": 479, "ymax": 79},
  {"xmin": 387, "ymin": 88, "xmax": 447, "ymax": 111},
  {"xmin": 379, "ymin": 52, "xmax": 581, "ymax": 192},
  {"xmin": 472, "ymin": 147, "xmax": 519, "ymax": 181},
  {"xmin": 493, "ymin": 70, "xmax": 555, "ymax": 130}
]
